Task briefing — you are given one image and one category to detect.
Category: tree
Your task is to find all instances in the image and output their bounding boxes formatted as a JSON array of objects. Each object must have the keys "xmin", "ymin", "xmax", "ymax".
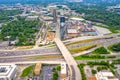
[{"xmin": 92, "ymin": 69, "xmax": 97, "ymax": 74}]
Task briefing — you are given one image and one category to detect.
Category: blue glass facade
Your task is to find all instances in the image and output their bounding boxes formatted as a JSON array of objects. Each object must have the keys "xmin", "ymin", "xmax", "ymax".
[{"xmin": 60, "ymin": 17, "xmax": 65, "ymax": 23}]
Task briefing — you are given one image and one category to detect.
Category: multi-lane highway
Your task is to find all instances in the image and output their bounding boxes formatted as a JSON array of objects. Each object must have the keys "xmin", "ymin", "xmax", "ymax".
[
  {"xmin": 63, "ymin": 33, "xmax": 120, "ymax": 44},
  {"xmin": 0, "ymin": 60, "xmax": 65, "ymax": 65},
  {"xmin": 0, "ymin": 48, "xmax": 60, "ymax": 57},
  {"xmin": 67, "ymin": 37, "xmax": 120, "ymax": 49},
  {"xmin": 0, "ymin": 56, "xmax": 63, "ymax": 63}
]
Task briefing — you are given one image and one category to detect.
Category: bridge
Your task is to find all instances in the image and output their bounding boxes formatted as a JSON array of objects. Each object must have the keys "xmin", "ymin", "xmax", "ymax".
[{"xmin": 54, "ymin": 23, "xmax": 81, "ymax": 80}]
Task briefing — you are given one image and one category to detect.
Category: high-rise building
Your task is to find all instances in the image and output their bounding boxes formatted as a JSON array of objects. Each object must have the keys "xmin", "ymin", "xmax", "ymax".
[
  {"xmin": 53, "ymin": 9, "xmax": 57, "ymax": 23},
  {"xmin": 60, "ymin": 16, "xmax": 66, "ymax": 39},
  {"xmin": 60, "ymin": 16, "xmax": 65, "ymax": 23}
]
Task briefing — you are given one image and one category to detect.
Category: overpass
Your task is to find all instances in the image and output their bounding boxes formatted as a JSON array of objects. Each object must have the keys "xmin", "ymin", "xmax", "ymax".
[
  {"xmin": 54, "ymin": 23, "xmax": 81, "ymax": 80},
  {"xmin": 55, "ymin": 38, "xmax": 81, "ymax": 80}
]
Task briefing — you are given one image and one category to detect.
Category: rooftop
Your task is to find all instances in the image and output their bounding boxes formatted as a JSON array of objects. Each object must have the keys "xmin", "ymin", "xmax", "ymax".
[
  {"xmin": 0, "ymin": 64, "xmax": 17, "ymax": 77},
  {"xmin": 87, "ymin": 76, "xmax": 97, "ymax": 80},
  {"xmin": 61, "ymin": 62, "xmax": 67, "ymax": 74},
  {"xmin": 27, "ymin": 16, "xmax": 38, "ymax": 19},
  {"xmin": 95, "ymin": 71, "xmax": 119, "ymax": 80},
  {"xmin": 67, "ymin": 29, "xmax": 78, "ymax": 34},
  {"xmin": 34, "ymin": 63, "xmax": 41, "ymax": 75},
  {"xmin": 70, "ymin": 17, "xmax": 84, "ymax": 21}
]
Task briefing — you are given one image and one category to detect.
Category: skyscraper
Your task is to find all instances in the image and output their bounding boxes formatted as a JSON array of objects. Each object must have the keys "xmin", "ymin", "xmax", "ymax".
[
  {"xmin": 60, "ymin": 16, "xmax": 65, "ymax": 23},
  {"xmin": 53, "ymin": 9, "xmax": 57, "ymax": 23},
  {"xmin": 60, "ymin": 16, "xmax": 66, "ymax": 39}
]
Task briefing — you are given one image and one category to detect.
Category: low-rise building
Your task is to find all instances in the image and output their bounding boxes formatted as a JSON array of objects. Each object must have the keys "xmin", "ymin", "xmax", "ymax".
[
  {"xmin": 26, "ymin": 16, "xmax": 38, "ymax": 21},
  {"xmin": 0, "ymin": 64, "xmax": 18, "ymax": 80},
  {"xmin": 95, "ymin": 71, "xmax": 119, "ymax": 80},
  {"xmin": 61, "ymin": 62, "xmax": 67, "ymax": 80},
  {"xmin": 66, "ymin": 29, "xmax": 79, "ymax": 38},
  {"xmin": 87, "ymin": 76, "xmax": 97, "ymax": 80},
  {"xmin": 34, "ymin": 63, "xmax": 41, "ymax": 75},
  {"xmin": 70, "ymin": 17, "xmax": 84, "ymax": 22}
]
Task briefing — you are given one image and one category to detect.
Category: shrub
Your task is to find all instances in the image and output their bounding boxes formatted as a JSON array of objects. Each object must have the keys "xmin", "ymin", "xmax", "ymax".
[
  {"xmin": 92, "ymin": 69, "xmax": 97, "ymax": 74},
  {"xmin": 93, "ymin": 47, "xmax": 110, "ymax": 54}
]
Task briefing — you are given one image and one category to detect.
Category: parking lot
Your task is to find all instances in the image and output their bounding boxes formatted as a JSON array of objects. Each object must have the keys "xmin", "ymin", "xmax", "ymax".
[{"xmin": 42, "ymin": 66, "xmax": 53, "ymax": 80}]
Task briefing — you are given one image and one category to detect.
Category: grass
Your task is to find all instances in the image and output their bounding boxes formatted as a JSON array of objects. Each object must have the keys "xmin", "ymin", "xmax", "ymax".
[
  {"xmin": 74, "ymin": 54, "xmax": 116, "ymax": 60},
  {"xmin": 45, "ymin": 43, "xmax": 56, "ymax": 48},
  {"xmin": 108, "ymin": 42, "xmax": 120, "ymax": 52},
  {"xmin": 21, "ymin": 65, "xmax": 34, "ymax": 78},
  {"xmin": 97, "ymin": 66, "xmax": 108, "ymax": 71},
  {"xmin": 26, "ymin": 55, "xmax": 62, "ymax": 60},
  {"xmin": 65, "ymin": 38, "xmax": 99, "ymax": 46},
  {"xmin": 74, "ymin": 54, "xmax": 105, "ymax": 60},
  {"xmin": 16, "ymin": 46, "xmax": 34, "ymax": 50},
  {"xmin": 92, "ymin": 47, "xmax": 110, "ymax": 54},
  {"xmin": 85, "ymin": 61, "xmax": 116, "ymax": 75},
  {"xmin": 39, "ymin": 43, "xmax": 56, "ymax": 48},
  {"xmin": 112, "ymin": 59, "xmax": 120, "ymax": 64},
  {"xmin": 69, "ymin": 44, "xmax": 97, "ymax": 53},
  {"xmin": 94, "ymin": 24, "xmax": 120, "ymax": 33}
]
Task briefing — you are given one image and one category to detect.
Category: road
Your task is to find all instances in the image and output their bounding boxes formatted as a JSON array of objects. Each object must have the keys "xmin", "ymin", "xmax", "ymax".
[
  {"xmin": 34, "ymin": 22, "xmax": 45, "ymax": 48},
  {"xmin": 0, "ymin": 55, "xmax": 64, "ymax": 63},
  {"xmin": 0, "ymin": 60, "xmax": 65, "ymax": 65},
  {"xmin": 67, "ymin": 37, "xmax": 120, "ymax": 50},
  {"xmin": 0, "ymin": 53, "xmax": 61, "ymax": 59},
  {"xmin": 0, "ymin": 34, "xmax": 119, "ymax": 63},
  {"xmin": 0, "ymin": 48, "xmax": 60, "ymax": 57},
  {"xmin": 63, "ymin": 33, "xmax": 120, "ymax": 44}
]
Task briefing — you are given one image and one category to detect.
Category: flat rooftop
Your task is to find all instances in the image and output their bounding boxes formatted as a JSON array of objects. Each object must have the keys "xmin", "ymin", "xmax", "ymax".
[
  {"xmin": 70, "ymin": 17, "xmax": 84, "ymax": 21},
  {"xmin": 0, "ymin": 64, "xmax": 17, "ymax": 76},
  {"xmin": 67, "ymin": 29, "xmax": 78, "ymax": 34},
  {"xmin": 61, "ymin": 62, "xmax": 67, "ymax": 74}
]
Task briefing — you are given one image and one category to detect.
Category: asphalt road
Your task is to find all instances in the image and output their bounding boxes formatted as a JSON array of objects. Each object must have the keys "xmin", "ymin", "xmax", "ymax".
[
  {"xmin": 0, "ymin": 48, "xmax": 60, "ymax": 57},
  {"xmin": 67, "ymin": 37, "xmax": 120, "ymax": 49},
  {"xmin": 0, "ymin": 57, "xmax": 63, "ymax": 63}
]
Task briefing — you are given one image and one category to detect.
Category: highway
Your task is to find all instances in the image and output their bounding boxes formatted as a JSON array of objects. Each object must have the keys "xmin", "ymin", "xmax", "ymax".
[
  {"xmin": 63, "ymin": 33, "xmax": 120, "ymax": 44},
  {"xmin": 67, "ymin": 37, "xmax": 120, "ymax": 50},
  {"xmin": 0, "ymin": 53, "xmax": 60, "ymax": 59},
  {"xmin": 0, "ymin": 32, "xmax": 119, "ymax": 58},
  {"xmin": 0, "ymin": 54, "xmax": 63, "ymax": 63},
  {"xmin": 0, "ymin": 60, "xmax": 65, "ymax": 65},
  {"xmin": 0, "ymin": 48, "xmax": 60, "ymax": 57}
]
